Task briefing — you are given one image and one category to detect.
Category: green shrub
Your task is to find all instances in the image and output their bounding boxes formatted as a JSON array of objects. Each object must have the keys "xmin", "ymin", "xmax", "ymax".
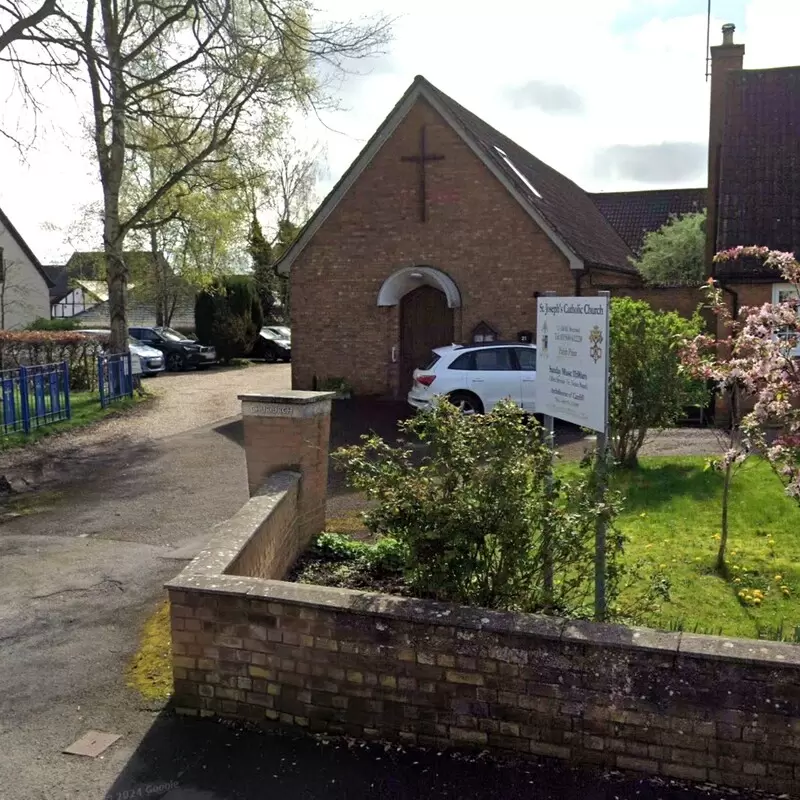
[
  {"xmin": 25, "ymin": 317, "xmax": 80, "ymax": 331},
  {"xmin": 334, "ymin": 400, "xmax": 623, "ymax": 616},
  {"xmin": 310, "ymin": 532, "xmax": 365, "ymax": 561},
  {"xmin": 194, "ymin": 275, "xmax": 261, "ymax": 364},
  {"xmin": 610, "ymin": 297, "xmax": 707, "ymax": 468}
]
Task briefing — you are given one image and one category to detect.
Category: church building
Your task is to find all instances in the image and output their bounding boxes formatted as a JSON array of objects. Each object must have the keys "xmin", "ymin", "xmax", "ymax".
[{"xmin": 278, "ymin": 24, "xmax": 798, "ymax": 399}]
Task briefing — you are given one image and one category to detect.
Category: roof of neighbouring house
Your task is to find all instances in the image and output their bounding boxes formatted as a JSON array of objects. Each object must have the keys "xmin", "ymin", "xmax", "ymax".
[
  {"xmin": 44, "ymin": 264, "xmax": 70, "ymax": 302},
  {"xmin": 276, "ymin": 75, "xmax": 639, "ymax": 276},
  {"xmin": 0, "ymin": 207, "xmax": 55, "ymax": 288},
  {"xmin": 72, "ymin": 285, "xmax": 196, "ymax": 330},
  {"xmin": 716, "ymin": 66, "xmax": 800, "ymax": 281},
  {"xmin": 589, "ymin": 188, "xmax": 707, "ymax": 254},
  {"xmin": 65, "ymin": 250, "xmax": 169, "ymax": 280}
]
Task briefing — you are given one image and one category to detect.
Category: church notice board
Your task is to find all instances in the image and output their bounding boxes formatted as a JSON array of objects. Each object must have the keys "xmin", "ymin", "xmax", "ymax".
[{"xmin": 535, "ymin": 296, "xmax": 609, "ymax": 434}]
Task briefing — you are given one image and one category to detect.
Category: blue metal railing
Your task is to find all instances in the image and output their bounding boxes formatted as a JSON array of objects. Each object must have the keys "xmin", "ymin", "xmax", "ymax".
[
  {"xmin": 1, "ymin": 362, "xmax": 71, "ymax": 436},
  {"xmin": 98, "ymin": 352, "xmax": 134, "ymax": 408}
]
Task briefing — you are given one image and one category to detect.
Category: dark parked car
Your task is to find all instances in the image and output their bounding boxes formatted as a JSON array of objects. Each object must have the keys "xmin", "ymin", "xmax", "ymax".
[
  {"xmin": 263, "ymin": 325, "xmax": 291, "ymax": 341},
  {"xmin": 129, "ymin": 326, "xmax": 217, "ymax": 372},
  {"xmin": 251, "ymin": 326, "xmax": 291, "ymax": 362}
]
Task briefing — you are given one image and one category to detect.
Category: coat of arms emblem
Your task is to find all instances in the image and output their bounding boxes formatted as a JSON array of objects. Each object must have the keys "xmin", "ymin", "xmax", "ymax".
[{"xmin": 589, "ymin": 324, "xmax": 604, "ymax": 363}]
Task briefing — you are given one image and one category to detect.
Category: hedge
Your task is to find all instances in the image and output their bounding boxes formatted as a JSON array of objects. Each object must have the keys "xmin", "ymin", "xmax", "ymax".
[{"xmin": 0, "ymin": 330, "xmax": 105, "ymax": 391}]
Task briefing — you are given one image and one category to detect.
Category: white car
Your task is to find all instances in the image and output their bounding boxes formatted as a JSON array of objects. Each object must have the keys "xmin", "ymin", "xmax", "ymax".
[
  {"xmin": 78, "ymin": 329, "xmax": 166, "ymax": 377},
  {"xmin": 408, "ymin": 342, "xmax": 537, "ymax": 415}
]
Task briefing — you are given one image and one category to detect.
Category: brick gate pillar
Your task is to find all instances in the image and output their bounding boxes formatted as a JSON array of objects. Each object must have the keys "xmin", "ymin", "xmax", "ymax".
[{"xmin": 238, "ymin": 390, "xmax": 335, "ymax": 542}]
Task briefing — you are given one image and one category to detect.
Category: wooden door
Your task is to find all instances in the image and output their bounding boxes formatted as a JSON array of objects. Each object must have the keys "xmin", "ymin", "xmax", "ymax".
[{"xmin": 400, "ymin": 285, "xmax": 453, "ymax": 394}]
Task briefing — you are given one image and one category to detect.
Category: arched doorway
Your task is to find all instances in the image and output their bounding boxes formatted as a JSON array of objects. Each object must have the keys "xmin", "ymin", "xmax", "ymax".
[{"xmin": 399, "ymin": 285, "xmax": 454, "ymax": 393}]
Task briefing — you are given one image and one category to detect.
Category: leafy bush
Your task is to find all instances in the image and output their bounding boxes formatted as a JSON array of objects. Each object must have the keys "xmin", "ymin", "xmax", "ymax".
[
  {"xmin": 610, "ymin": 297, "xmax": 707, "ymax": 468},
  {"xmin": 194, "ymin": 275, "xmax": 261, "ymax": 364},
  {"xmin": 25, "ymin": 317, "xmax": 80, "ymax": 331},
  {"xmin": 633, "ymin": 210, "xmax": 706, "ymax": 286},
  {"xmin": 334, "ymin": 400, "xmax": 623, "ymax": 616},
  {"xmin": 311, "ymin": 532, "xmax": 366, "ymax": 561},
  {"xmin": 0, "ymin": 330, "xmax": 104, "ymax": 390}
]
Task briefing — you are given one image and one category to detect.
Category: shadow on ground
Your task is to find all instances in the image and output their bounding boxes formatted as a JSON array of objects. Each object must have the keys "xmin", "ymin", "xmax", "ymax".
[{"xmin": 101, "ymin": 709, "xmax": 763, "ymax": 800}]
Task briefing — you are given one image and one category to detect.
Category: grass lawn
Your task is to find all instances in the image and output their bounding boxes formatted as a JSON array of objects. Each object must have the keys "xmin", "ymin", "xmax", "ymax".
[
  {"xmin": 610, "ymin": 456, "xmax": 800, "ymax": 641},
  {"xmin": 0, "ymin": 389, "xmax": 150, "ymax": 451}
]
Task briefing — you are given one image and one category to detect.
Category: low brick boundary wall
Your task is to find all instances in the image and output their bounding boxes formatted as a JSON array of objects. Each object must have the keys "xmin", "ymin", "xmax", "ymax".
[{"xmin": 168, "ymin": 518, "xmax": 800, "ymax": 795}]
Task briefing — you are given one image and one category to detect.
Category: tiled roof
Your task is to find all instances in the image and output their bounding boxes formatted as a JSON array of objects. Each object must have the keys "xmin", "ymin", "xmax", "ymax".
[
  {"xmin": 73, "ymin": 292, "xmax": 196, "ymax": 330},
  {"xmin": 44, "ymin": 264, "xmax": 69, "ymax": 302},
  {"xmin": 716, "ymin": 66, "xmax": 800, "ymax": 281},
  {"xmin": 589, "ymin": 188, "xmax": 707, "ymax": 254},
  {"xmin": 421, "ymin": 79, "xmax": 637, "ymax": 272}
]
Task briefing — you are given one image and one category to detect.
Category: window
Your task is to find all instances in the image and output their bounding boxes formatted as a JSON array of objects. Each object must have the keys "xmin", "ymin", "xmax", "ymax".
[
  {"xmin": 423, "ymin": 353, "xmax": 441, "ymax": 370},
  {"xmin": 493, "ymin": 146, "xmax": 543, "ymax": 199},
  {"xmin": 474, "ymin": 348, "xmax": 514, "ymax": 371},
  {"xmin": 515, "ymin": 347, "xmax": 536, "ymax": 371},
  {"xmin": 449, "ymin": 352, "xmax": 474, "ymax": 370},
  {"xmin": 772, "ymin": 283, "xmax": 800, "ymax": 356}
]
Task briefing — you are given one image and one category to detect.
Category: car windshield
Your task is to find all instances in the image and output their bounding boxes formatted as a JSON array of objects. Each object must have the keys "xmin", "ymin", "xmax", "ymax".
[
  {"xmin": 260, "ymin": 328, "xmax": 279, "ymax": 340},
  {"xmin": 155, "ymin": 327, "xmax": 186, "ymax": 342},
  {"xmin": 270, "ymin": 326, "xmax": 290, "ymax": 338}
]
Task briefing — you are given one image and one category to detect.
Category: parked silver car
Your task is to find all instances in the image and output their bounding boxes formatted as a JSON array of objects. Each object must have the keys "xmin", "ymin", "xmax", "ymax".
[{"xmin": 78, "ymin": 329, "xmax": 166, "ymax": 376}]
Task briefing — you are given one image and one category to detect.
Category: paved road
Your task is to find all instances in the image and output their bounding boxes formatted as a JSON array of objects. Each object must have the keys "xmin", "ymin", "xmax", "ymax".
[
  {"xmin": 0, "ymin": 365, "xmax": 289, "ymax": 799},
  {"xmin": 0, "ymin": 370, "xmax": 755, "ymax": 800}
]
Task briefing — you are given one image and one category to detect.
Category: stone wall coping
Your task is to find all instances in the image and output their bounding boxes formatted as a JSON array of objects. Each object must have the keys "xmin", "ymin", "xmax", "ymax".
[
  {"xmin": 238, "ymin": 391, "xmax": 336, "ymax": 405},
  {"xmin": 165, "ymin": 566, "xmax": 800, "ymax": 667},
  {"xmin": 174, "ymin": 470, "xmax": 300, "ymax": 580}
]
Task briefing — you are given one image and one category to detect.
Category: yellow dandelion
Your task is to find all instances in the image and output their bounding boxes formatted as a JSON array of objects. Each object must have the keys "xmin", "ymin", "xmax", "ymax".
[
  {"xmin": 753, "ymin": 598, "xmax": 762, "ymax": 605},
  {"xmin": 774, "ymin": 575, "xmax": 783, "ymax": 582},
  {"xmin": 659, "ymin": 563, "xmax": 666, "ymax": 569},
  {"xmin": 733, "ymin": 578, "xmax": 741, "ymax": 584}
]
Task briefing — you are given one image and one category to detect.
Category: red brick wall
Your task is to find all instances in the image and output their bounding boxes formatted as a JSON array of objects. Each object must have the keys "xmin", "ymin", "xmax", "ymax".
[
  {"xmin": 289, "ymin": 98, "xmax": 576, "ymax": 397},
  {"xmin": 168, "ymin": 580, "xmax": 800, "ymax": 796}
]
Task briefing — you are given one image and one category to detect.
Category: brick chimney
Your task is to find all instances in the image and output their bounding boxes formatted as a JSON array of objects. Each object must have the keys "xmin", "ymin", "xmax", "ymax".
[{"xmin": 706, "ymin": 23, "xmax": 745, "ymax": 274}]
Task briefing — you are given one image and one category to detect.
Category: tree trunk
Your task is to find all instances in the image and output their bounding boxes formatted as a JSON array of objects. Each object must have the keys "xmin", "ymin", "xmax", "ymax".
[
  {"xmin": 150, "ymin": 228, "xmax": 164, "ymax": 327},
  {"xmin": 104, "ymin": 208, "xmax": 129, "ymax": 353},
  {"xmin": 99, "ymin": 0, "xmax": 128, "ymax": 355},
  {"xmin": 717, "ymin": 460, "xmax": 732, "ymax": 571}
]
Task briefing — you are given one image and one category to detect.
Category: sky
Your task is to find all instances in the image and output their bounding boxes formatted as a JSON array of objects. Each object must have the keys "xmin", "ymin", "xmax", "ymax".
[{"xmin": 0, "ymin": 0, "xmax": 799, "ymax": 264}]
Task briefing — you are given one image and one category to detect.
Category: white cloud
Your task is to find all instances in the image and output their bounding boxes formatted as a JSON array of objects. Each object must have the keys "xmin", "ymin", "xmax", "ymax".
[{"xmin": 0, "ymin": 0, "xmax": 798, "ymax": 262}]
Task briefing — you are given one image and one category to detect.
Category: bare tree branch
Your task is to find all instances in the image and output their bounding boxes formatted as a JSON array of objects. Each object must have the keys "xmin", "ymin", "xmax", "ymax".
[{"xmin": 0, "ymin": 0, "xmax": 57, "ymax": 55}]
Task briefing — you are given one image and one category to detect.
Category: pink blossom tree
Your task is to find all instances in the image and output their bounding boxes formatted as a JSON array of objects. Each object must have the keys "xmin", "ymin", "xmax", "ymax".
[{"xmin": 681, "ymin": 246, "xmax": 800, "ymax": 569}]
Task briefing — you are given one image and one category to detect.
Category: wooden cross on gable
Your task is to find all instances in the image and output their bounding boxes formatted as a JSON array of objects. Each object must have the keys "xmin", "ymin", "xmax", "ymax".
[{"xmin": 401, "ymin": 125, "xmax": 444, "ymax": 222}]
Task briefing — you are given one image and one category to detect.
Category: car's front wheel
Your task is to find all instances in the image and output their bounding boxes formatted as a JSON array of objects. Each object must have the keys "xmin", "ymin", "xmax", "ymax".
[
  {"xmin": 166, "ymin": 352, "xmax": 186, "ymax": 372},
  {"xmin": 447, "ymin": 391, "xmax": 484, "ymax": 415}
]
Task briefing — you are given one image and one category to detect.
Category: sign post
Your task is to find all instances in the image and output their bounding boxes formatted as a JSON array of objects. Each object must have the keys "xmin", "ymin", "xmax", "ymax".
[{"xmin": 536, "ymin": 292, "xmax": 610, "ymax": 621}]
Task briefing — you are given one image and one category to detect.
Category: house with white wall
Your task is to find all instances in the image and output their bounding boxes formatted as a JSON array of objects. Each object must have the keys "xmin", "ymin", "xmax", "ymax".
[{"xmin": 0, "ymin": 207, "xmax": 53, "ymax": 329}]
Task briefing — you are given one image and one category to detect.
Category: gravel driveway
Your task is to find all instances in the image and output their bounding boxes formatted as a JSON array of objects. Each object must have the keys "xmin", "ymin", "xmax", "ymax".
[{"xmin": 1, "ymin": 363, "xmax": 291, "ymax": 490}]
